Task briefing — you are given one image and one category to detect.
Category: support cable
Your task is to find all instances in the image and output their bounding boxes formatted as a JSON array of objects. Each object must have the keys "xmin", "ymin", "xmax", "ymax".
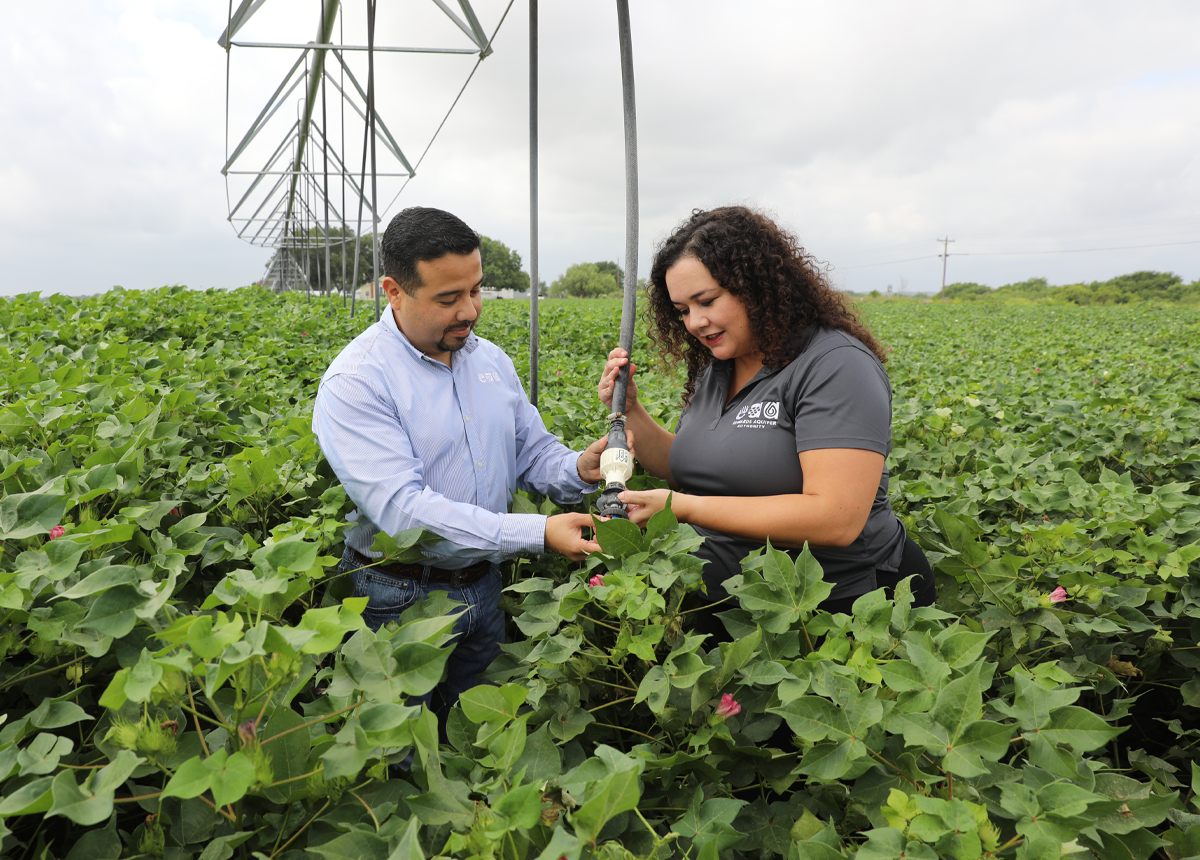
[{"xmin": 379, "ymin": 0, "xmax": 516, "ymax": 219}]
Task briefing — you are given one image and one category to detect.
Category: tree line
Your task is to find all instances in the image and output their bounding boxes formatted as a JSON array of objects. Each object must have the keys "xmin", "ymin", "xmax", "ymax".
[
  {"xmin": 286, "ymin": 230, "xmax": 636, "ymax": 299},
  {"xmin": 941, "ymin": 271, "xmax": 1200, "ymax": 305}
]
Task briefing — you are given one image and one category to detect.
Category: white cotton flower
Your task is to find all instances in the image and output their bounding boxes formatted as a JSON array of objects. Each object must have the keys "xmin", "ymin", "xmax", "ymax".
[
  {"xmin": 934, "ymin": 407, "xmax": 953, "ymax": 419},
  {"xmin": 950, "ymin": 423, "xmax": 966, "ymax": 436},
  {"xmin": 1103, "ymin": 370, "xmax": 1110, "ymax": 378},
  {"xmin": 965, "ymin": 397, "xmax": 981, "ymax": 408},
  {"xmin": 994, "ymin": 410, "xmax": 1005, "ymax": 420}
]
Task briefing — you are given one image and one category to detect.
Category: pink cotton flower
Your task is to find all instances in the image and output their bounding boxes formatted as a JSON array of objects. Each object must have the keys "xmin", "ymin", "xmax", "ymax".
[
  {"xmin": 170, "ymin": 507, "xmax": 182, "ymax": 516},
  {"xmin": 715, "ymin": 693, "xmax": 741, "ymax": 719},
  {"xmin": 1049, "ymin": 586, "xmax": 1068, "ymax": 603},
  {"xmin": 48, "ymin": 526, "xmax": 65, "ymax": 540},
  {"xmin": 238, "ymin": 719, "xmax": 259, "ymax": 748},
  {"xmin": 588, "ymin": 574, "xmax": 605, "ymax": 588}
]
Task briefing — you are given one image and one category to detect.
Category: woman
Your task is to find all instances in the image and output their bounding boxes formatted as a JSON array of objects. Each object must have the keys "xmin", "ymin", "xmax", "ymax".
[{"xmin": 597, "ymin": 206, "xmax": 935, "ymax": 641}]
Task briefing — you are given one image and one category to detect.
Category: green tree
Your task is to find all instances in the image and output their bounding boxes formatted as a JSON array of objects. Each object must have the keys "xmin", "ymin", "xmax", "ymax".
[
  {"xmin": 296, "ymin": 226, "xmax": 376, "ymax": 294},
  {"xmin": 549, "ymin": 263, "xmax": 620, "ymax": 298},
  {"xmin": 944, "ymin": 282, "xmax": 992, "ymax": 300},
  {"xmin": 593, "ymin": 261, "xmax": 625, "ymax": 290},
  {"xmin": 480, "ymin": 235, "xmax": 531, "ymax": 292}
]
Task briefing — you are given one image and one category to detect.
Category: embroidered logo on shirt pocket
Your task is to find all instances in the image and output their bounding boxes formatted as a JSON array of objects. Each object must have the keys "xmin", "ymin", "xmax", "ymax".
[
  {"xmin": 732, "ymin": 401, "xmax": 781, "ymax": 430},
  {"xmin": 477, "ymin": 372, "xmax": 502, "ymax": 383}
]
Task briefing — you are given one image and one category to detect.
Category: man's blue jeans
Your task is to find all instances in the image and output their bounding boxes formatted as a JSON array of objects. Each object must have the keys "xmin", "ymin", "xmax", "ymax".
[{"xmin": 338, "ymin": 545, "xmax": 505, "ymax": 727}]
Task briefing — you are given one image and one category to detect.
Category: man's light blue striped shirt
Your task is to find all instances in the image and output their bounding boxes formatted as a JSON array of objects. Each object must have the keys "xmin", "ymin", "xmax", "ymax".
[{"xmin": 313, "ymin": 310, "xmax": 595, "ymax": 566}]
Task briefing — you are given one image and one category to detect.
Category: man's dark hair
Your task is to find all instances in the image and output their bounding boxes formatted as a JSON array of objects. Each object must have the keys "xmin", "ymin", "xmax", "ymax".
[{"xmin": 381, "ymin": 207, "xmax": 481, "ymax": 296}]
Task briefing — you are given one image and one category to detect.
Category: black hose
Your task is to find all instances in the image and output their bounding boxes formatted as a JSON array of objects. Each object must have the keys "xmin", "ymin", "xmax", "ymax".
[{"xmin": 596, "ymin": 0, "xmax": 639, "ymax": 519}]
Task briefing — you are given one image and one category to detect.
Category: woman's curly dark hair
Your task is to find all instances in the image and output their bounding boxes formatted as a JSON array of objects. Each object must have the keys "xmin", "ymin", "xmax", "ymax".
[{"xmin": 646, "ymin": 206, "xmax": 887, "ymax": 403}]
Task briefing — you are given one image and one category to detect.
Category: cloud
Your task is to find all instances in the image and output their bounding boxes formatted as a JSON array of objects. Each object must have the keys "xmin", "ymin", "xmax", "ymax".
[{"xmin": 2, "ymin": 1, "xmax": 1199, "ymax": 296}]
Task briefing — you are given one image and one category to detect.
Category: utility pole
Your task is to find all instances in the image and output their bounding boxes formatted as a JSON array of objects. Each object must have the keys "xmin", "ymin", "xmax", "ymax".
[{"xmin": 937, "ymin": 237, "xmax": 955, "ymax": 299}]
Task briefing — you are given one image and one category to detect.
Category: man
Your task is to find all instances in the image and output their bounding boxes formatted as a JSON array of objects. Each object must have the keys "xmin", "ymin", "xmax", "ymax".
[{"xmin": 313, "ymin": 206, "xmax": 610, "ymax": 722}]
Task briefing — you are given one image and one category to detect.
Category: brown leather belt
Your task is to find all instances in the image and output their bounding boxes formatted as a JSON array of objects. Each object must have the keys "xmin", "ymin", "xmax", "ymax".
[{"xmin": 350, "ymin": 548, "xmax": 490, "ymax": 588}]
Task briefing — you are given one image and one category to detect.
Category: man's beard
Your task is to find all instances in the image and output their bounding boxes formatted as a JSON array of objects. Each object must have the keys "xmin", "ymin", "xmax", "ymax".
[{"xmin": 436, "ymin": 321, "xmax": 473, "ymax": 353}]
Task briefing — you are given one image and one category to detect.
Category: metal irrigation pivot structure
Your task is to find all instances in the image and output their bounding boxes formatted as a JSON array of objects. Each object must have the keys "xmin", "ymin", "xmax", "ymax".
[
  {"xmin": 595, "ymin": 0, "xmax": 639, "ymax": 520},
  {"xmin": 528, "ymin": 0, "xmax": 540, "ymax": 407}
]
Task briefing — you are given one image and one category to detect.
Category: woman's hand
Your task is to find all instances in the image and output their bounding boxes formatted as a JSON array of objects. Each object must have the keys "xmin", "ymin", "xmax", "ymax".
[
  {"xmin": 598, "ymin": 348, "xmax": 639, "ymax": 412},
  {"xmin": 617, "ymin": 488, "xmax": 682, "ymax": 527}
]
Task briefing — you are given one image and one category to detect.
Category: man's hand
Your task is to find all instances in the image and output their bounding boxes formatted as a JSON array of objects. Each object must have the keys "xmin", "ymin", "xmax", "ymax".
[
  {"xmin": 545, "ymin": 513, "xmax": 601, "ymax": 560},
  {"xmin": 576, "ymin": 428, "xmax": 636, "ymax": 484}
]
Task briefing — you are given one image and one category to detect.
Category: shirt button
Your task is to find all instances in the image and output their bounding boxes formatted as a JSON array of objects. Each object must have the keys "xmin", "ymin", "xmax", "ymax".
[
  {"xmin": 465, "ymin": 416, "xmax": 471, "ymax": 422},
  {"xmin": 476, "ymin": 461, "xmax": 483, "ymax": 468}
]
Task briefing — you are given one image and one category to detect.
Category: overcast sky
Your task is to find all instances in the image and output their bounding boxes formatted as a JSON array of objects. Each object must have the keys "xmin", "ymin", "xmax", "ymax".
[{"xmin": 3, "ymin": 1, "xmax": 1199, "ymax": 297}]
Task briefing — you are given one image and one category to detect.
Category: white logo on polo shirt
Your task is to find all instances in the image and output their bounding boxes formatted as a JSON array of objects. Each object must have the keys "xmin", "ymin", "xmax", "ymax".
[
  {"xmin": 732, "ymin": 401, "xmax": 781, "ymax": 430},
  {"xmin": 477, "ymin": 372, "xmax": 502, "ymax": 383}
]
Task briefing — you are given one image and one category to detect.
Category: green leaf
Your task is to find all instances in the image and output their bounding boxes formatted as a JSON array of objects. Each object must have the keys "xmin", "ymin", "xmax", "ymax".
[
  {"xmin": 930, "ymin": 663, "xmax": 985, "ymax": 745},
  {"xmin": 124, "ymin": 648, "xmax": 164, "ymax": 703},
  {"xmin": 387, "ymin": 818, "xmax": 425, "ymax": 860},
  {"xmin": 593, "ymin": 516, "xmax": 644, "ymax": 558},
  {"xmin": 18, "ymin": 733, "xmax": 75, "ymax": 776},
  {"xmin": 512, "ymin": 724, "xmax": 561, "ymax": 783},
  {"xmin": 196, "ymin": 832, "xmax": 255, "ymax": 860},
  {"xmin": 309, "ymin": 829, "xmax": 390, "ymax": 860},
  {"xmin": 571, "ymin": 765, "xmax": 641, "ymax": 844},
  {"xmin": 47, "ymin": 750, "xmax": 141, "ymax": 825},
  {"xmin": 55, "ymin": 564, "xmax": 139, "ymax": 599},
  {"xmin": 645, "ymin": 500, "xmax": 679, "ymax": 545},
  {"xmin": 261, "ymin": 707, "xmax": 314, "ymax": 802},
  {"xmin": 29, "ymin": 697, "xmax": 93, "ymax": 730},
  {"xmin": 1092, "ymin": 829, "xmax": 1166, "ymax": 860},
  {"xmin": 634, "ymin": 665, "xmax": 669, "ymax": 713},
  {"xmin": 730, "ymin": 542, "xmax": 831, "ymax": 634},
  {"xmin": 944, "ymin": 720, "xmax": 1012, "ymax": 777},
  {"xmin": 937, "ymin": 629, "xmax": 994, "ymax": 669},
  {"xmin": 0, "ymin": 490, "xmax": 68, "ymax": 540},
  {"xmin": 390, "ymin": 641, "xmax": 453, "ymax": 697},
  {"xmin": 370, "ymin": 528, "xmax": 441, "ymax": 563},
  {"xmin": 297, "ymin": 602, "xmax": 368, "ymax": 654},
  {"xmin": 207, "ymin": 750, "xmax": 257, "ymax": 808},
  {"xmin": 261, "ymin": 538, "xmax": 320, "ymax": 573},
  {"xmin": 493, "ymin": 781, "xmax": 544, "ymax": 830},
  {"xmin": 162, "ymin": 754, "xmax": 214, "ymax": 800},
  {"xmin": 1037, "ymin": 706, "xmax": 1124, "ymax": 751},
  {"xmin": 532, "ymin": 825, "xmax": 581, "ymax": 860},
  {"xmin": 79, "ymin": 584, "xmax": 145, "ymax": 638},
  {"xmin": 458, "ymin": 684, "xmax": 528, "ymax": 725},
  {"xmin": 0, "ymin": 775, "xmax": 55, "ymax": 816}
]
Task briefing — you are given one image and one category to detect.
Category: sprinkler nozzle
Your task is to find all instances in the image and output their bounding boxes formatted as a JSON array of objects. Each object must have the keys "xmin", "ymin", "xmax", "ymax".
[{"xmin": 596, "ymin": 416, "xmax": 634, "ymax": 519}]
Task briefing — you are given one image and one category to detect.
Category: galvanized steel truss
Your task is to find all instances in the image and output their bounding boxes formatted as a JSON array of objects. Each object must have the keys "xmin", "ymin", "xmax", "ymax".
[{"xmin": 219, "ymin": 0, "xmax": 501, "ymax": 312}]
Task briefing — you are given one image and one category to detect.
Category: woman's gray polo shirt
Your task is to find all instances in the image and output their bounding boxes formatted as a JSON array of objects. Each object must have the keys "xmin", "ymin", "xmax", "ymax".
[{"xmin": 670, "ymin": 327, "xmax": 906, "ymax": 602}]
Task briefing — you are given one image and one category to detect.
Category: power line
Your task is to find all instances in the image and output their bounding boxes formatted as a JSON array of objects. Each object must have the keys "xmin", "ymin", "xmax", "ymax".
[
  {"xmin": 971, "ymin": 238, "xmax": 1200, "ymax": 256},
  {"xmin": 837, "ymin": 237, "xmax": 1200, "ymax": 271},
  {"xmin": 937, "ymin": 237, "xmax": 955, "ymax": 298},
  {"xmin": 839, "ymin": 254, "xmax": 939, "ymax": 269}
]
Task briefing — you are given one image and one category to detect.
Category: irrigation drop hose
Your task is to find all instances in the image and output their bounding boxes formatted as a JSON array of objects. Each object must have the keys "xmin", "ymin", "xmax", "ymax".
[{"xmin": 596, "ymin": 0, "xmax": 639, "ymax": 520}]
